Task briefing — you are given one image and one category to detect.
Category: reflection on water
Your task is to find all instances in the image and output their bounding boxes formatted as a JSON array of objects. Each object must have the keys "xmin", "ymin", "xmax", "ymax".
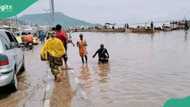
[
  {"xmin": 79, "ymin": 65, "xmax": 91, "ymax": 81},
  {"xmin": 97, "ymin": 64, "xmax": 110, "ymax": 83},
  {"xmin": 78, "ymin": 65, "xmax": 93, "ymax": 94},
  {"xmin": 50, "ymin": 70, "xmax": 74, "ymax": 107},
  {"xmin": 151, "ymin": 33, "xmax": 154, "ymax": 41},
  {"xmin": 184, "ymin": 31, "xmax": 188, "ymax": 41}
]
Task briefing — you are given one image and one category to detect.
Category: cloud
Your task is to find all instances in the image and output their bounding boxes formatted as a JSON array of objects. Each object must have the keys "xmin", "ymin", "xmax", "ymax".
[{"xmin": 21, "ymin": 0, "xmax": 190, "ymax": 23}]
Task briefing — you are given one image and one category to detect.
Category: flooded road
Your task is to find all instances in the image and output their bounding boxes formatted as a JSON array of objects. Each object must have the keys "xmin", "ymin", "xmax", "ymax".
[
  {"xmin": 0, "ymin": 45, "xmax": 51, "ymax": 107},
  {"xmin": 1, "ymin": 30, "xmax": 190, "ymax": 107},
  {"xmin": 68, "ymin": 30, "xmax": 190, "ymax": 107}
]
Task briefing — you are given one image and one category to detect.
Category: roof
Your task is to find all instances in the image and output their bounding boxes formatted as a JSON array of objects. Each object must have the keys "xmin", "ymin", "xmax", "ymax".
[{"xmin": 0, "ymin": 29, "xmax": 10, "ymax": 32}]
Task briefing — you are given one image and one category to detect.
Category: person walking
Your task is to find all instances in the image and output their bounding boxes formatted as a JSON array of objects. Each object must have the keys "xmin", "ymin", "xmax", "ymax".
[
  {"xmin": 93, "ymin": 44, "xmax": 109, "ymax": 64},
  {"xmin": 46, "ymin": 27, "xmax": 55, "ymax": 40},
  {"xmin": 55, "ymin": 24, "xmax": 68, "ymax": 66},
  {"xmin": 40, "ymin": 31, "xmax": 65, "ymax": 81},
  {"xmin": 68, "ymin": 31, "xmax": 75, "ymax": 47},
  {"xmin": 39, "ymin": 30, "xmax": 46, "ymax": 44},
  {"xmin": 77, "ymin": 34, "xmax": 88, "ymax": 64}
]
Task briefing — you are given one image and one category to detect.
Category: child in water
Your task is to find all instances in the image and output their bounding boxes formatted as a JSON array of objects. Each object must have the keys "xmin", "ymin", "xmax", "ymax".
[{"xmin": 77, "ymin": 34, "xmax": 88, "ymax": 64}]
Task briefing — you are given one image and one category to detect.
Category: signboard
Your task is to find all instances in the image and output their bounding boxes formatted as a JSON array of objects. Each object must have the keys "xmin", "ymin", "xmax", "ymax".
[{"xmin": 0, "ymin": 0, "xmax": 37, "ymax": 19}]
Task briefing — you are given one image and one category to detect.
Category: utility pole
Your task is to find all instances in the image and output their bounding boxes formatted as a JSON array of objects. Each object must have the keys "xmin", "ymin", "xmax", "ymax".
[{"xmin": 50, "ymin": 0, "xmax": 55, "ymax": 26}]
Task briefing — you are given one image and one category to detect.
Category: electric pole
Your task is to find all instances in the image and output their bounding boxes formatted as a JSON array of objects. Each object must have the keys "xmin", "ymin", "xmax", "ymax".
[{"xmin": 50, "ymin": 0, "xmax": 55, "ymax": 26}]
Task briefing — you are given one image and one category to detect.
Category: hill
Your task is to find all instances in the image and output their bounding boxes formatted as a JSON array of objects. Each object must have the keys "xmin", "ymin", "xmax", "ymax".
[{"xmin": 19, "ymin": 12, "xmax": 93, "ymax": 28}]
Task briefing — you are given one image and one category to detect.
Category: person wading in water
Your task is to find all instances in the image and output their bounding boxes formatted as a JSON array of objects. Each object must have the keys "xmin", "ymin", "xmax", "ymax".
[
  {"xmin": 55, "ymin": 24, "xmax": 68, "ymax": 67},
  {"xmin": 40, "ymin": 31, "xmax": 65, "ymax": 81},
  {"xmin": 93, "ymin": 44, "xmax": 110, "ymax": 64},
  {"xmin": 77, "ymin": 34, "xmax": 88, "ymax": 64}
]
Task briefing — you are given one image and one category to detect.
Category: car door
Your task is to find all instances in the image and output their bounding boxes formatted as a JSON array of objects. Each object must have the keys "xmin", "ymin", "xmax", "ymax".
[
  {"xmin": 5, "ymin": 31, "xmax": 23, "ymax": 72},
  {"xmin": 0, "ymin": 33, "xmax": 15, "ymax": 70},
  {"xmin": 10, "ymin": 32, "xmax": 24, "ymax": 70}
]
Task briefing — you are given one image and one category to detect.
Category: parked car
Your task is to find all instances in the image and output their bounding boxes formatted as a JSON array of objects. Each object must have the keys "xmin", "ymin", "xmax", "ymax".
[{"xmin": 0, "ymin": 29, "xmax": 25, "ymax": 92}]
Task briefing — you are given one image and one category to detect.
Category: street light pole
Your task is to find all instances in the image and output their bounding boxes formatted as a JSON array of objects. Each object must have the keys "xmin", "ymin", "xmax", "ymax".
[{"xmin": 50, "ymin": 0, "xmax": 55, "ymax": 26}]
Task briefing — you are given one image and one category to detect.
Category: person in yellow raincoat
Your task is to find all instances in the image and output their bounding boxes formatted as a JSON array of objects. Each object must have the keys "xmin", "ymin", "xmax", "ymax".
[{"xmin": 40, "ymin": 31, "xmax": 65, "ymax": 81}]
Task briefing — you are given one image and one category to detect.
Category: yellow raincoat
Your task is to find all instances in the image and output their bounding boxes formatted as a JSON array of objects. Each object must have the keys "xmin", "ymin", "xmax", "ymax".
[{"xmin": 40, "ymin": 37, "xmax": 65, "ymax": 60}]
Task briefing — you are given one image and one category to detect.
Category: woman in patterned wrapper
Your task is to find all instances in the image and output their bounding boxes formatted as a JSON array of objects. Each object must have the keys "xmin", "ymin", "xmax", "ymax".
[{"xmin": 40, "ymin": 31, "xmax": 65, "ymax": 81}]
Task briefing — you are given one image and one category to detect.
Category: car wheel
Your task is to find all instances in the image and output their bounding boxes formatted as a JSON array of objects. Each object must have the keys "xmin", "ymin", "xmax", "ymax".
[
  {"xmin": 20, "ymin": 59, "xmax": 25, "ymax": 72},
  {"xmin": 9, "ymin": 73, "xmax": 18, "ymax": 92}
]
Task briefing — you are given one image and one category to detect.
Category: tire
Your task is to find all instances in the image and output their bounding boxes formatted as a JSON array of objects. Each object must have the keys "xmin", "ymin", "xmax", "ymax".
[
  {"xmin": 9, "ymin": 74, "xmax": 18, "ymax": 92},
  {"xmin": 20, "ymin": 60, "xmax": 25, "ymax": 72}
]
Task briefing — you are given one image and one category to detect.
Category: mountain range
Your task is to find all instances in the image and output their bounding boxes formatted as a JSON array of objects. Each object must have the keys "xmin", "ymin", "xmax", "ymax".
[{"xmin": 19, "ymin": 12, "xmax": 93, "ymax": 28}]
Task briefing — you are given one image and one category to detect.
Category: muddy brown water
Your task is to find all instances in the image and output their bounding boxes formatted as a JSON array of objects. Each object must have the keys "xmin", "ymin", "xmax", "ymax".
[{"xmin": 1, "ymin": 31, "xmax": 190, "ymax": 107}]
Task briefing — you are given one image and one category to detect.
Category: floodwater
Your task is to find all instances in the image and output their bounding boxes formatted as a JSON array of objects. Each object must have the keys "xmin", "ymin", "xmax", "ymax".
[
  {"xmin": 1, "ymin": 30, "xmax": 190, "ymax": 107},
  {"xmin": 69, "ymin": 31, "xmax": 190, "ymax": 107}
]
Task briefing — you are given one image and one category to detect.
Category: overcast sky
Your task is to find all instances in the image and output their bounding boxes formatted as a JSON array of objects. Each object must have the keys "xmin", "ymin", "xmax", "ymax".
[{"xmin": 21, "ymin": 0, "xmax": 190, "ymax": 24}]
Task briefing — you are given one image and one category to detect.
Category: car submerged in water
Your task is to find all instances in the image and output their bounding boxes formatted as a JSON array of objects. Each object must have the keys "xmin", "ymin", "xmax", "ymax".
[{"xmin": 0, "ymin": 29, "xmax": 25, "ymax": 92}]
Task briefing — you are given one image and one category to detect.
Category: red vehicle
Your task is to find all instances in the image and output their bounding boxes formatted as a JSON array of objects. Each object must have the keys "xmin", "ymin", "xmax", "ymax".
[
  {"xmin": 21, "ymin": 32, "xmax": 34, "ymax": 50},
  {"xmin": 22, "ymin": 34, "xmax": 33, "ymax": 43}
]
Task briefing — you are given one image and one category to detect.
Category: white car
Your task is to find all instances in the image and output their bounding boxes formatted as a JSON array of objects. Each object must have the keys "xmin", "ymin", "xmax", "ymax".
[{"xmin": 0, "ymin": 29, "xmax": 25, "ymax": 92}]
